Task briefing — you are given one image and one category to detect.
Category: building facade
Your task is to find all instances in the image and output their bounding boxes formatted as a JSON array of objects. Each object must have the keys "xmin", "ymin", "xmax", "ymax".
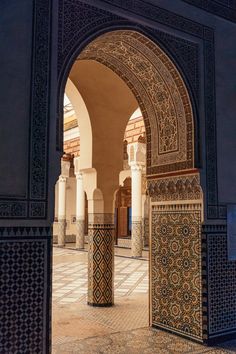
[{"xmin": 1, "ymin": 1, "xmax": 236, "ymax": 352}]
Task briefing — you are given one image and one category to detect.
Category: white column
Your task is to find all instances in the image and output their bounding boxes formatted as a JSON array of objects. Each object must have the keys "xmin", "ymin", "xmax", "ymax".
[
  {"xmin": 75, "ymin": 171, "xmax": 85, "ymax": 249},
  {"xmin": 131, "ymin": 164, "xmax": 143, "ymax": 257},
  {"xmin": 58, "ymin": 175, "xmax": 67, "ymax": 247}
]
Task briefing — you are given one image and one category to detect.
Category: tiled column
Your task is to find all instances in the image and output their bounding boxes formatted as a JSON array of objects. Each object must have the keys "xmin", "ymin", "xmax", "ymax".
[
  {"xmin": 128, "ymin": 141, "xmax": 146, "ymax": 258},
  {"xmin": 57, "ymin": 175, "xmax": 67, "ymax": 247},
  {"xmin": 75, "ymin": 171, "xmax": 85, "ymax": 249},
  {"xmin": 131, "ymin": 164, "xmax": 143, "ymax": 257},
  {"xmin": 88, "ymin": 213, "xmax": 114, "ymax": 307},
  {"xmin": 142, "ymin": 194, "xmax": 150, "ymax": 248}
]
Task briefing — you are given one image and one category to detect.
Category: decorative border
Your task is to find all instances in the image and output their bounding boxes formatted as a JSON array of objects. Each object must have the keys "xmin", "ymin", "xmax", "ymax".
[
  {"xmin": 182, "ymin": 0, "xmax": 236, "ymax": 23},
  {"xmin": 148, "ymin": 173, "xmax": 201, "ymax": 202},
  {"xmin": 0, "ymin": 226, "xmax": 51, "ymax": 237},
  {"xmin": 29, "ymin": 0, "xmax": 51, "ymax": 203}
]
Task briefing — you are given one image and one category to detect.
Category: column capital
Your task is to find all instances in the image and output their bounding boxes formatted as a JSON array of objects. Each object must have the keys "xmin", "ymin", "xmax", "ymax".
[
  {"xmin": 59, "ymin": 175, "xmax": 67, "ymax": 183},
  {"xmin": 61, "ymin": 159, "xmax": 70, "ymax": 178},
  {"xmin": 130, "ymin": 162, "xmax": 144, "ymax": 171},
  {"xmin": 75, "ymin": 171, "xmax": 83, "ymax": 179},
  {"xmin": 127, "ymin": 141, "xmax": 146, "ymax": 168}
]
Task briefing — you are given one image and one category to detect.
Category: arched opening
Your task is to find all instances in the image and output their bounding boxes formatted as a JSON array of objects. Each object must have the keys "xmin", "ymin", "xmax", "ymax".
[{"xmin": 52, "ymin": 29, "xmax": 203, "ymax": 349}]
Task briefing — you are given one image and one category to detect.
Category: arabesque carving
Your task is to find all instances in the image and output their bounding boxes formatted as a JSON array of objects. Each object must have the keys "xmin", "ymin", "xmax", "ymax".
[
  {"xmin": 79, "ymin": 30, "xmax": 194, "ymax": 175},
  {"xmin": 148, "ymin": 173, "xmax": 202, "ymax": 202}
]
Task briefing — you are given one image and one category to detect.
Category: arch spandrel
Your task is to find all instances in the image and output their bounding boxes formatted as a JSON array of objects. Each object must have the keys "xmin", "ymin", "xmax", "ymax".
[{"xmin": 79, "ymin": 30, "xmax": 194, "ymax": 176}]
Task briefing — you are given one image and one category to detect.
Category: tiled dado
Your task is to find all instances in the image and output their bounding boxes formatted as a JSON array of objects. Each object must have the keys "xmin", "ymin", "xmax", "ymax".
[
  {"xmin": 0, "ymin": 228, "xmax": 51, "ymax": 354},
  {"xmin": 151, "ymin": 203, "xmax": 203, "ymax": 341},
  {"xmin": 117, "ymin": 238, "xmax": 132, "ymax": 248},
  {"xmin": 53, "ymin": 234, "xmax": 76, "ymax": 243},
  {"xmin": 203, "ymin": 224, "xmax": 236, "ymax": 342},
  {"xmin": 88, "ymin": 220, "xmax": 114, "ymax": 306}
]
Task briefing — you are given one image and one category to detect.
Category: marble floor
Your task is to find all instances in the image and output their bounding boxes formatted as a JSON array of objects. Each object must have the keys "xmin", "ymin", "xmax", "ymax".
[{"xmin": 52, "ymin": 246, "xmax": 236, "ymax": 354}]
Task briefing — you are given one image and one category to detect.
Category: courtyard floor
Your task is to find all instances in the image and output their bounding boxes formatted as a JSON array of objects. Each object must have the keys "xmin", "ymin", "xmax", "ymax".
[{"xmin": 52, "ymin": 246, "xmax": 236, "ymax": 354}]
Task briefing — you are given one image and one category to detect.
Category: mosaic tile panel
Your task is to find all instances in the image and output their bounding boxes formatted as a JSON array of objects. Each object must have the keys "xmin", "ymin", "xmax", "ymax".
[
  {"xmin": 88, "ymin": 223, "xmax": 114, "ymax": 306},
  {"xmin": 151, "ymin": 204, "xmax": 202, "ymax": 340},
  {"xmin": 142, "ymin": 217, "xmax": 149, "ymax": 247},
  {"xmin": 204, "ymin": 225, "xmax": 236, "ymax": 337},
  {"xmin": 57, "ymin": 219, "xmax": 66, "ymax": 247},
  {"xmin": 131, "ymin": 219, "xmax": 143, "ymax": 258},
  {"xmin": 0, "ymin": 236, "xmax": 50, "ymax": 353},
  {"xmin": 75, "ymin": 219, "xmax": 85, "ymax": 249}
]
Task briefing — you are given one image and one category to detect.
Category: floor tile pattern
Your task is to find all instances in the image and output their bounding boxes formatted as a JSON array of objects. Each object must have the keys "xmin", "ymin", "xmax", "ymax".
[
  {"xmin": 53, "ymin": 327, "xmax": 236, "ymax": 354},
  {"xmin": 52, "ymin": 247, "xmax": 236, "ymax": 354},
  {"xmin": 53, "ymin": 247, "xmax": 148, "ymax": 305}
]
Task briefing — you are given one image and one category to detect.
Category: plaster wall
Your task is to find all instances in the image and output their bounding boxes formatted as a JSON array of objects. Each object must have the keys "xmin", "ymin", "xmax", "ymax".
[
  {"xmin": 69, "ymin": 60, "xmax": 138, "ymax": 211},
  {"xmin": 63, "ymin": 113, "xmax": 145, "ymax": 156}
]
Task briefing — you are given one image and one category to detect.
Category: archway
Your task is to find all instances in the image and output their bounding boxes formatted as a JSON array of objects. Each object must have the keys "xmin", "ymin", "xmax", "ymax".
[{"xmin": 57, "ymin": 29, "xmax": 203, "ymax": 342}]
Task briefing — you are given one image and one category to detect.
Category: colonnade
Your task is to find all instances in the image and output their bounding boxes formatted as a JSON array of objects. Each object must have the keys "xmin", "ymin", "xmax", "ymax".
[
  {"xmin": 57, "ymin": 141, "xmax": 147, "ymax": 254},
  {"xmin": 56, "ymin": 140, "xmax": 147, "ymax": 305}
]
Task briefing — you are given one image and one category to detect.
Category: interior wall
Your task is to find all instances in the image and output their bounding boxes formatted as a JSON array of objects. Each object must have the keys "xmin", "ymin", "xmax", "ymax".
[
  {"xmin": 69, "ymin": 60, "xmax": 138, "ymax": 211},
  {"xmin": 0, "ymin": 1, "xmax": 33, "ymax": 203}
]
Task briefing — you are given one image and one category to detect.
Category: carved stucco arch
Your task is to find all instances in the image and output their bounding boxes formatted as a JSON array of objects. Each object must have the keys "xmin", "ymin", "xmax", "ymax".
[{"xmin": 78, "ymin": 30, "xmax": 194, "ymax": 176}]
